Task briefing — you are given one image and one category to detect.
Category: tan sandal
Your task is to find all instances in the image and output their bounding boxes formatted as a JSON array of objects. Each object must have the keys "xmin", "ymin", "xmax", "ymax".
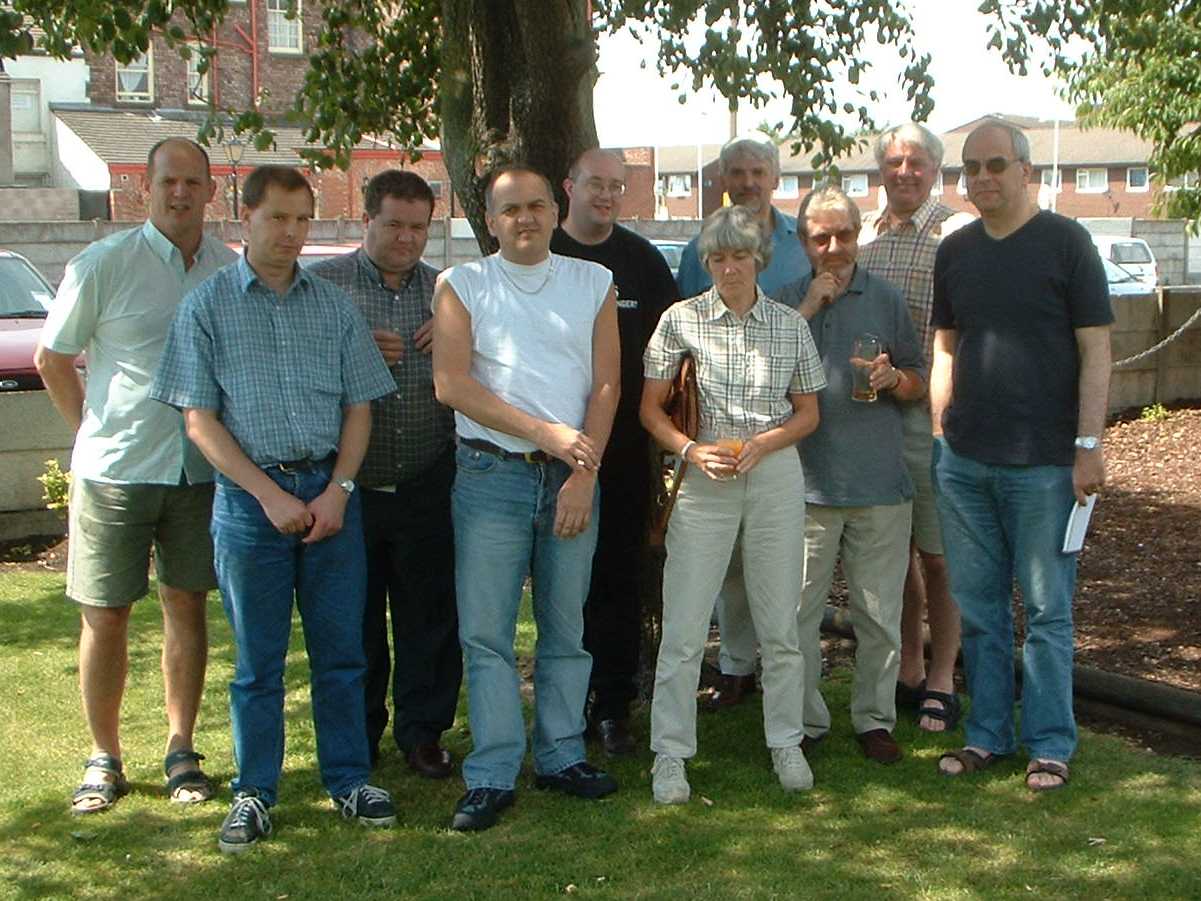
[
  {"xmin": 1025, "ymin": 759, "xmax": 1069, "ymax": 792},
  {"xmin": 938, "ymin": 747, "xmax": 999, "ymax": 777}
]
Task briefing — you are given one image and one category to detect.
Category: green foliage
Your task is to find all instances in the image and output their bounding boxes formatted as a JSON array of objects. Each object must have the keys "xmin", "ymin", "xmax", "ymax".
[
  {"xmin": 982, "ymin": 1, "xmax": 1201, "ymax": 230},
  {"xmin": 36, "ymin": 458, "xmax": 70, "ymax": 513},
  {"xmin": 1140, "ymin": 402, "xmax": 1170, "ymax": 422}
]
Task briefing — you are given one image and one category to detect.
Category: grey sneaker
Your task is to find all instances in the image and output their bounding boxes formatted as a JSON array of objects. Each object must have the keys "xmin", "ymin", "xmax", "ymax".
[
  {"xmin": 218, "ymin": 791, "xmax": 272, "ymax": 854},
  {"xmin": 334, "ymin": 783, "xmax": 397, "ymax": 827},
  {"xmin": 651, "ymin": 754, "xmax": 690, "ymax": 805},
  {"xmin": 771, "ymin": 745, "xmax": 814, "ymax": 792}
]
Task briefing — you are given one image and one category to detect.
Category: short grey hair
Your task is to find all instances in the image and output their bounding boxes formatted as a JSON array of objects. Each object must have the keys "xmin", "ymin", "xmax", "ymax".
[
  {"xmin": 874, "ymin": 122, "xmax": 944, "ymax": 169},
  {"xmin": 966, "ymin": 117, "xmax": 1031, "ymax": 163},
  {"xmin": 696, "ymin": 205, "xmax": 773, "ymax": 273},
  {"xmin": 797, "ymin": 186, "xmax": 862, "ymax": 238},
  {"xmin": 718, "ymin": 135, "xmax": 780, "ymax": 177}
]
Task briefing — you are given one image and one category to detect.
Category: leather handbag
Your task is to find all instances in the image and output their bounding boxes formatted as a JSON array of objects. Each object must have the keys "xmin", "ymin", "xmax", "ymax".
[{"xmin": 649, "ymin": 353, "xmax": 698, "ymax": 549}]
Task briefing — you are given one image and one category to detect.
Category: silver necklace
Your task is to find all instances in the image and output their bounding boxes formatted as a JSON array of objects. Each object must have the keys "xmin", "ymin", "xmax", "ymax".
[{"xmin": 497, "ymin": 255, "xmax": 556, "ymax": 295}]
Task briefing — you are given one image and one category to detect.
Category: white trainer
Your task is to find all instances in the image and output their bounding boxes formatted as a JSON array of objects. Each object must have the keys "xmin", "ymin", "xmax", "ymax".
[
  {"xmin": 651, "ymin": 754, "xmax": 690, "ymax": 805},
  {"xmin": 771, "ymin": 745, "xmax": 814, "ymax": 792}
]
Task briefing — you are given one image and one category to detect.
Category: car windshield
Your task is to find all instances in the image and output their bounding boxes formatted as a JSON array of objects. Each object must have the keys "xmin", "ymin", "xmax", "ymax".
[
  {"xmin": 654, "ymin": 242, "xmax": 685, "ymax": 269},
  {"xmin": 1102, "ymin": 258, "xmax": 1138, "ymax": 283},
  {"xmin": 0, "ymin": 257, "xmax": 53, "ymax": 317},
  {"xmin": 1111, "ymin": 242, "xmax": 1152, "ymax": 265}
]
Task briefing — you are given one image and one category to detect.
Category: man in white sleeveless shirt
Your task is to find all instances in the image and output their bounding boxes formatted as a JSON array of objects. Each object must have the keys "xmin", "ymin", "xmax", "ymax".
[{"xmin": 432, "ymin": 165, "xmax": 621, "ymax": 831}]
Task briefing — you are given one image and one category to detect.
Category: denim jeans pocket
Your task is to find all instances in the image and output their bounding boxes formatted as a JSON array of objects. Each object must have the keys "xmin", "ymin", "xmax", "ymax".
[{"xmin": 455, "ymin": 445, "xmax": 501, "ymax": 475}]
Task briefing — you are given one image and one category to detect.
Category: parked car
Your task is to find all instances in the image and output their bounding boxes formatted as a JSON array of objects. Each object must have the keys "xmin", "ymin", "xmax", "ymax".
[
  {"xmin": 1092, "ymin": 235, "xmax": 1159, "ymax": 286},
  {"xmin": 1103, "ymin": 257, "xmax": 1154, "ymax": 298},
  {"xmin": 651, "ymin": 239, "xmax": 688, "ymax": 279},
  {"xmin": 0, "ymin": 250, "xmax": 56, "ymax": 391}
]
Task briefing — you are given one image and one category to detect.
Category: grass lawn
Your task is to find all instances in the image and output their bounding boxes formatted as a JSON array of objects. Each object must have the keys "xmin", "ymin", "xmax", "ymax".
[{"xmin": 1, "ymin": 571, "xmax": 1199, "ymax": 901}]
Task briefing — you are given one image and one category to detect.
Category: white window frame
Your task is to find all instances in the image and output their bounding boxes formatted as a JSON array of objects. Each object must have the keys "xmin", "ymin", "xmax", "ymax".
[
  {"xmin": 1165, "ymin": 172, "xmax": 1200, "ymax": 191},
  {"xmin": 115, "ymin": 49, "xmax": 153, "ymax": 103},
  {"xmin": 9, "ymin": 79, "xmax": 40, "ymax": 133},
  {"xmin": 1076, "ymin": 167, "xmax": 1108, "ymax": 193},
  {"xmin": 186, "ymin": 44, "xmax": 210, "ymax": 106},
  {"xmin": 1126, "ymin": 167, "xmax": 1150, "ymax": 193},
  {"xmin": 1040, "ymin": 169, "xmax": 1063, "ymax": 192},
  {"xmin": 841, "ymin": 173, "xmax": 868, "ymax": 198},
  {"xmin": 664, "ymin": 174, "xmax": 692, "ymax": 197},
  {"xmin": 267, "ymin": 0, "xmax": 303, "ymax": 54},
  {"xmin": 776, "ymin": 174, "xmax": 800, "ymax": 199}
]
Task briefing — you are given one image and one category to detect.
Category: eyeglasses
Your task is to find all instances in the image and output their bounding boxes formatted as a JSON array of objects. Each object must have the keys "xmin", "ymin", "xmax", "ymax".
[
  {"xmin": 581, "ymin": 178, "xmax": 625, "ymax": 197},
  {"xmin": 808, "ymin": 229, "xmax": 858, "ymax": 248},
  {"xmin": 962, "ymin": 157, "xmax": 1021, "ymax": 177}
]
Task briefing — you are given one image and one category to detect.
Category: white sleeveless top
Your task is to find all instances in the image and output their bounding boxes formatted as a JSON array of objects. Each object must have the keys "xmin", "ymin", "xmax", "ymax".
[{"xmin": 443, "ymin": 252, "xmax": 612, "ymax": 452}]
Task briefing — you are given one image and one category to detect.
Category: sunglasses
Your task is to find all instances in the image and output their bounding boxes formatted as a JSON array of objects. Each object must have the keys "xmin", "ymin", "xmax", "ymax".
[
  {"xmin": 962, "ymin": 157, "xmax": 1021, "ymax": 177},
  {"xmin": 808, "ymin": 229, "xmax": 857, "ymax": 248}
]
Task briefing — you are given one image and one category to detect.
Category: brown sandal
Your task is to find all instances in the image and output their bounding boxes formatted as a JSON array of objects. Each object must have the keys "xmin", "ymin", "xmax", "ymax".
[
  {"xmin": 1025, "ymin": 759, "xmax": 1070, "ymax": 792},
  {"xmin": 938, "ymin": 747, "xmax": 999, "ymax": 777}
]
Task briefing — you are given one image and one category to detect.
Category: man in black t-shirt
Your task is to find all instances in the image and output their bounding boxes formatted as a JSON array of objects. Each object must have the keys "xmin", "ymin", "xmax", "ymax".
[
  {"xmin": 551, "ymin": 148, "xmax": 679, "ymax": 755},
  {"xmin": 930, "ymin": 118, "xmax": 1112, "ymax": 793}
]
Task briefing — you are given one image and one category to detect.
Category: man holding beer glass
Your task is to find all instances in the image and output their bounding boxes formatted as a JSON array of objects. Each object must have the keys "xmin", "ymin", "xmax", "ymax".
[
  {"xmin": 640, "ymin": 206, "xmax": 826, "ymax": 804},
  {"xmin": 782, "ymin": 187, "xmax": 926, "ymax": 764}
]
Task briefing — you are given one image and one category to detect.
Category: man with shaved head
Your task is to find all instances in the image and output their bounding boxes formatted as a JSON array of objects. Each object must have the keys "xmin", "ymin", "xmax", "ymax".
[
  {"xmin": 551, "ymin": 148, "xmax": 678, "ymax": 756},
  {"xmin": 37, "ymin": 137, "xmax": 237, "ymax": 815}
]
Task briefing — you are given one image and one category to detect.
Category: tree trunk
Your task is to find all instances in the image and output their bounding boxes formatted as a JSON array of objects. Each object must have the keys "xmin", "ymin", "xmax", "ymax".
[{"xmin": 439, "ymin": 0, "xmax": 599, "ymax": 252}]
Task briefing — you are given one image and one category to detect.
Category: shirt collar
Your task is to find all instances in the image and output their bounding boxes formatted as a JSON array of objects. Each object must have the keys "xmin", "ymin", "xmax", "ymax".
[
  {"xmin": 875, "ymin": 196, "xmax": 942, "ymax": 235},
  {"xmin": 845, "ymin": 264, "xmax": 868, "ymax": 296},
  {"xmin": 355, "ymin": 247, "xmax": 418, "ymax": 291},
  {"xmin": 141, "ymin": 220, "xmax": 185, "ymax": 265},
  {"xmin": 236, "ymin": 253, "xmax": 311, "ymax": 296},
  {"xmin": 770, "ymin": 208, "xmax": 797, "ymax": 240},
  {"xmin": 697, "ymin": 284, "xmax": 772, "ymax": 322}
]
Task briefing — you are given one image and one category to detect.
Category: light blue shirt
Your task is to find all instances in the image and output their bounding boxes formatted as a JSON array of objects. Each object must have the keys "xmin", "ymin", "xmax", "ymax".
[
  {"xmin": 151, "ymin": 256, "xmax": 395, "ymax": 466},
  {"xmin": 40, "ymin": 221, "xmax": 237, "ymax": 485},
  {"xmin": 675, "ymin": 209, "xmax": 812, "ymax": 300}
]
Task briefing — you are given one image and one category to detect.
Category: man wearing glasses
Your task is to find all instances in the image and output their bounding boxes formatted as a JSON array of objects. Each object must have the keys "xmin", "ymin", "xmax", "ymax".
[
  {"xmin": 930, "ymin": 118, "xmax": 1112, "ymax": 792},
  {"xmin": 551, "ymin": 149, "xmax": 679, "ymax": 756}
]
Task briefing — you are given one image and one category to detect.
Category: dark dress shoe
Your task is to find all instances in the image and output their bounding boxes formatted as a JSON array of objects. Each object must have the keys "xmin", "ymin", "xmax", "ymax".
[
  {"xmin": 534, "ymin": 762, "xmax": 618, "ymax": 799},
  {"xmin": 595, "ymin": 719, "xmax": 637, "ymax": 756},
  {"xmin": 700, "ymin": 673, "xmax": 757, "ymax": 712},
  {"xmin": 856, "ymin": 729, "xmax": 902, "ymax": 764},
  {"xmin": 406, "ymin": 742, "xmax": 454, "ymax": 779}
]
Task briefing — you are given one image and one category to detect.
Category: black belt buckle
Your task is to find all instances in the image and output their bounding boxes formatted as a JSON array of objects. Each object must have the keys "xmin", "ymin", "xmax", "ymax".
[
  {"xmin": 272, "ymin": 453, "xmax": 334, "ymax": 474},
  {"xmin": 462, "ymin": 437, "xmax": 549, "ymax": 464}
]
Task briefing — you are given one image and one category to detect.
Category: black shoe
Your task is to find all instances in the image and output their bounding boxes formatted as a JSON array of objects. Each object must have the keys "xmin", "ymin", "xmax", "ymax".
[
  {"xmin": 534, "ymin": 762, "xmax": 618, "ymax": 799},
  {"xmin": 218, "ymin": 791, "xmax": 272, "ymax": 854},
  {"xmin": 595, "ymin": 719, "xmax": 637, "ymax": 757},
  {"xmin": 333, "ymin": 783, "xmax": 397, "ymax": 827},
  {"xmin": 451, "ymin": 787, "xmax": 515, "ymax": 832}
]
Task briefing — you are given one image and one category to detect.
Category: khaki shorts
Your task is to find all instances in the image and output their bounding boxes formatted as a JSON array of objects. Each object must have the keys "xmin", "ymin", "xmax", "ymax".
[
  {"xmin": 66, "ymin": 478, "xmax": 217, "ymax": 608},
  {"xmin": 902, "ymin": 402, "xmax": 942, "ymax": 556}
]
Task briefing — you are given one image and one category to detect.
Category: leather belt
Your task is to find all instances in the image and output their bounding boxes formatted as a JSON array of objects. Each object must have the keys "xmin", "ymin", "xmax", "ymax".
[
  {"xmin": 267, "ymin": 453, "xmax": 336, "ymax": 473},
  {"xmin": 460, "ymin": 437, "xmax": 551, "ymax": 464}
]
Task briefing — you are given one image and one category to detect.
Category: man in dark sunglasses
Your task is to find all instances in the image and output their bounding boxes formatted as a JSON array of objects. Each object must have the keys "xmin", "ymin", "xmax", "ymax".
[{"xmin": 929, "ymin": 118, "xmax": 1113, "ymax": 794}]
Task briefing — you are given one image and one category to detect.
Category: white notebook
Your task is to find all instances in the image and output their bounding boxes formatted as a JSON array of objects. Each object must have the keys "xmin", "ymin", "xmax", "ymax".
[{"xmin": 1062, "ymin": 494, "xmax": 1097, "ymax": 554}]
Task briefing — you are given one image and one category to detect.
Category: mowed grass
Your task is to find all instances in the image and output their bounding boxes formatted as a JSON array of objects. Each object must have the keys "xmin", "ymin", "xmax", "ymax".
[{"xmin": 1, "ymin": 571, "xmax": 1199, "ymax": 901}]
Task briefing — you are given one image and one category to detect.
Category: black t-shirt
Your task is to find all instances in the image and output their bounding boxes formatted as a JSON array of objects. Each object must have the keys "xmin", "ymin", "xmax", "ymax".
[
  {"xmin": 932, "ymin": 211, "xmax": 1113, "ymax": 466},
  {"xmin": 550, "ymin": 224, "xmax": 679, "ymax": 458}
]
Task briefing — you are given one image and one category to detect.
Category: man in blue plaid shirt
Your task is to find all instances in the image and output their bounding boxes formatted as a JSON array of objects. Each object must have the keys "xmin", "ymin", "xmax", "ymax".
[{"xmin": 152, "ymin": 165, "xmax": 398, "ymax": 853}]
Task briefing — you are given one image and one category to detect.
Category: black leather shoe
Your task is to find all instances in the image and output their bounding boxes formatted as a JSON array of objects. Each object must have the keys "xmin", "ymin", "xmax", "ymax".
[
  {"xmin": 596, "ymin": 719, "xmax": 637, "ymax": 757},
  {"xmin": 406, "ymin": 742, "xmax": 454, "ymax": 779},
  {"xmin": 534, "ymin": 762, "xmax": 618, "ymax": 799},
  {"xmin": 451, "ymin": 787, "xmax": 515, "ymax": 832},
  {"xmin": 700, "ymin": 673, "xmax": 757, "ymax": 712}
]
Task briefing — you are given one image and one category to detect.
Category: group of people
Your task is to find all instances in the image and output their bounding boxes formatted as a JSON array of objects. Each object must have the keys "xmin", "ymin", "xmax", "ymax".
[{"xmin": 34, "ymin": 115, "xmax": 1111, "ymax": 852}]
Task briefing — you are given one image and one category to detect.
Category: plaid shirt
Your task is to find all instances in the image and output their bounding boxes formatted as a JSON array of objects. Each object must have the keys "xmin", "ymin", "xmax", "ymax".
[
  {"xmin": 151, "ymin": 256, "xmax": 395, "ymax": 466},
  {"xmin": 859, "ymin": 198, "xmax": 974, "ymax": 366},
  {"xmin": 643, "ymin": 286, "xmax": 826, "ymax": 439},
  {"xmin": 309, "ymin": 250, "xmax": 454, "ymax": 487}
]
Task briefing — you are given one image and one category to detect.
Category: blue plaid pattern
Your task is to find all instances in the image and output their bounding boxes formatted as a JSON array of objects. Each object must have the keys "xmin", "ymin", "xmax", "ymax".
[{"xmin": 152, "ymin": 256, "xmax": 396, "ymax": 466}]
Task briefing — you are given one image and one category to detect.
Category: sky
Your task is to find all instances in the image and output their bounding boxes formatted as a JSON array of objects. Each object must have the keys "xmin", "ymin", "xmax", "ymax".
[{"xmin": 593, "ymin": 0, "xmax": 1077, "ymax": 149}]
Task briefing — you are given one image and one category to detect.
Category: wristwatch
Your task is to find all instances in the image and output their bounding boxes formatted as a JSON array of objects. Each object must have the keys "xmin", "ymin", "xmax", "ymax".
[
  {"xmin": 335, "ymin": 478, "xmax": 356, "ymax": 495},
  {"xmin": 1073, "ymin": 436, "xmax": 1101, "ymax": 451}
]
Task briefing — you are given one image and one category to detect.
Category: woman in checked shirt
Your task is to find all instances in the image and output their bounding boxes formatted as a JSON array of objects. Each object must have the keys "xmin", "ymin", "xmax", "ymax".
[{"xmin": 640, "ymin": 205, "xmax": 826, "ymax": 804}]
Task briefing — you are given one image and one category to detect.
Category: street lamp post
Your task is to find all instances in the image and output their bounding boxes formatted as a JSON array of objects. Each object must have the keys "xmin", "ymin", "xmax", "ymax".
[{"xmin": 224, "ymin": 137, "xmax": 245, "ymax": 219}]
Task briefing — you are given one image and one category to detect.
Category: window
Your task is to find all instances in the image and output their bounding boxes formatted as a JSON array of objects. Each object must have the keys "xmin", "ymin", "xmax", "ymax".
[
  {"xmin": 1040, "ymin": 169, "xmax": 1062, "ymax": 192},
  {"xmin": 186, "ymin": 45, "xmax": 210, "ymax": 105},
  {"xmin": 930, "ymin": 172, "xmax": 943, "ymax": 197},
  {"xmin": 1126, "ymin": 167, "xmax": 1149, "ymax": 192},
  {"xmin": 115, "ymin": 50, "xmax": 153, "ymax": 102},
  {"xmin": 841, "ymin": 174, "xmax": 868, "ymax": 197},
  {"xmin": 267, "ymin": 0, "xmax": 303, "ymax": 53},
  {"xmin": 10, "ymin": 81, "xmax": 40, "ymax": 133},
  {"xmin": 427, "ymin": 180, "xmax": 443, "ymax": 198},
  {"xmin": 664, "ymin": 174, "xmax": 692, "ymax": 197},
  {"xmin": 1166, "ymin": 172, "xmax": 1200, "ymax": 191},
  {"xmin": 956, "ymin": 171, "xmax": 967, "ymax": 195},
  {"xmin": 776, "ymin": 174, "xmax": 800, "ymax": 199},
  {"xmin": 1076, "ymin": 168, "xmax": 1108, "ymax": 193}
]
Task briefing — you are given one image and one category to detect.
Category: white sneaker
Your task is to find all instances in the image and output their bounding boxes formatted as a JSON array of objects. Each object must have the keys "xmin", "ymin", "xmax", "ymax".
[
  {"xmin": 771, "ymin": 746, "xmax": 814, "ymax": 792},
  {"xmin": 651, "ymin": 754, "xmax": 690, "ymax": 805}
]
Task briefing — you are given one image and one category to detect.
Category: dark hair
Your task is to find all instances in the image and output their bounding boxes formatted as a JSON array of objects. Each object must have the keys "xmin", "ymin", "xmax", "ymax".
[
  {"xmin": 364, "ymin": 169, "xmax": 435, "ymax": 219},
  {"xmin": 241, "ymin": 165, "xmax": 315, "ymax": 210},
  {"xmin": 483, "ymin": 164, "xmax": 555, "ymax": 213},
  {"xmin": 146, "ymin": 138, "xmax": 211, "ymax": 178}
]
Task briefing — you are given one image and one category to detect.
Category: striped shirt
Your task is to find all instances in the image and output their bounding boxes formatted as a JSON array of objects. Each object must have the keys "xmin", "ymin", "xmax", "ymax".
[
  {"xmin": 643, "ymin": 286, "xmax": 826, "ymax": 439},
  {"xmin": 309, "ymin": 250, "xmax": 454, "ymax": 487},
  {"xmin": 151, "ymin": 255, "xmax": 395, "ymax": 466},
  {"xmin": 859, "ymin": 198, "xmax": 974, "ymax": 366}
]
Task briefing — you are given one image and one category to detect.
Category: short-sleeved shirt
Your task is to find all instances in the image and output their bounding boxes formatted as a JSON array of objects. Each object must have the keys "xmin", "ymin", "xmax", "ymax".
[
  {"xmin": 151, "ymin": 255, "xmax": 395, "ymax": 466},
  {"xmin": 676, "ymin": 208, "xmax": 812, "ymax": 299},
  {"xmin": 309, "ymin": 250, "xmax": 454, "ymax": 487},
  {"xmin": 550, "ymin": 224, "xmax": 679, "ymax": 456},
  {"xmin": 932, "ymin": 211, "xmax": 1113, "ymax": 467},
  {"xmin": 643, "ymin": 286, "xmax": 826, "ymax": 440},
  {"xmin": 859, "ymin": 198, "xmax": 975, "ymax": 367},
  {"xmin": 778, "ymin": 266, "xmax": 924, "ymax": 506},
  {"xmin": 39, "ymin": 221, "xmax": 237, "ymax": 485}
]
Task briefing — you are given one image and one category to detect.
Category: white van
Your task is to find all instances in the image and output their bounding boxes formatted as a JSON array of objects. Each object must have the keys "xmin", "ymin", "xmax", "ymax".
[{"xmin": 1091, "ymin": 236, "xmax": 1159, "ymax": 286}]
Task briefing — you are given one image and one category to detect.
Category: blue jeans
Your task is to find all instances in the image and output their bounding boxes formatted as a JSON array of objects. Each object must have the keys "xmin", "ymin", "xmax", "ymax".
[
  {"xmin": 452, "ymin": 445, "xmax": 599, "ymax": 790},
  {"xmin": 212, "ymin": 467, "xmax": 372, "ymax": 805},
  {"xmin": 931, "ymin": 438, "xmax": 1078, "ymax": 761}
]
